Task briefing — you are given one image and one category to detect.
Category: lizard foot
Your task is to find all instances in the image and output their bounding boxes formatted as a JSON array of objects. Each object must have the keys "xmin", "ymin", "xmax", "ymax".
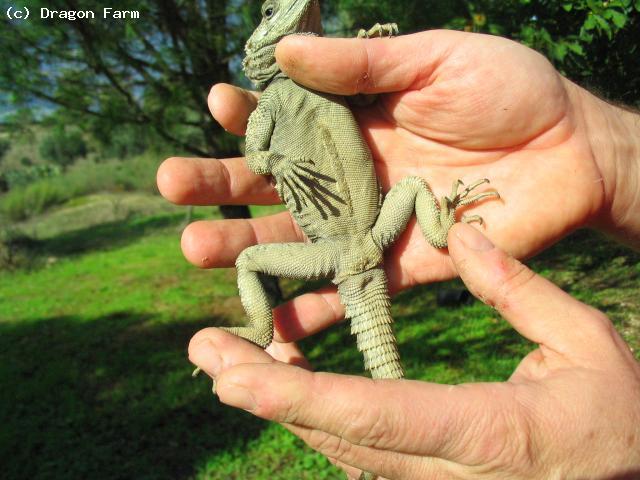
[
  {"xmin": 219, "ymin": 326, "xmax": 273, "ymax": 350},
  {"xmin": 359, "ymin": 471, "xmax": 377, "ymax": 480},
  {"xmin": 357, "ymin": 22, "xmax": 399, "ymax": 39},
  {"xmin": 192, "ymin": 367, "xmax": 217, "ymax": 395},
  {"xmin": 446, "ymin": 178, "xmax": 500, "ymax": 210}
]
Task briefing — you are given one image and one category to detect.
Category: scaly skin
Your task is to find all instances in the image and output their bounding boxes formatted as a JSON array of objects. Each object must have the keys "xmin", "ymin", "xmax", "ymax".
[{"xmin": 216, "ymin": 2, "xmax": 499, "ymax": 478}]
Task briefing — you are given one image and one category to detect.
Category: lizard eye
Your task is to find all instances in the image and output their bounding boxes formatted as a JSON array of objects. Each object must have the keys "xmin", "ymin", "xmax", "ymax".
[{"xmin": 263, "ymin": 5, "xmax": 275, "ymax": 19}]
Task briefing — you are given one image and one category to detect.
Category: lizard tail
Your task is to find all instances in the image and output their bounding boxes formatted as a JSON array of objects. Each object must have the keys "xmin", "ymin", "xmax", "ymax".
[{"xmin": 338, "ymin": 268, "xmax": 404, "ymax": 380}]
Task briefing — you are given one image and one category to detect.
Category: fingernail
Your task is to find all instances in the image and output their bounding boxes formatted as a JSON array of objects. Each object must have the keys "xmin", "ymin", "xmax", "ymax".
[
  {"xmin": 191, "ymin": 339, "xmax": 222, "ymax": 378},
  {"xmin": 221, "ymin": 385, "xmax": 257, "ymax": 411},
  {"xmin": 455, "ymin": 223, "xmax": 494, "ymax": 251}
]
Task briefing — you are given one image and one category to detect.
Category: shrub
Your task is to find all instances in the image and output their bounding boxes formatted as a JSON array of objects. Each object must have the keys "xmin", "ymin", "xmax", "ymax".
[
  {"xmin": 0, "ymin": 226, "xmax": 36, "ymax": 271},
  {"xmin": 102, "ymin": 126, "xmax": 149, "ymax": 159},
  {"xmin": 0, "ymin": 138, "xmax": 10, "ymax": 162},
  {"xmin": 2, "ymin": 164, "xmax": 61, "ymax": 190},
  {"xmin": 39, "ymin": 127, "xmax": 87, "ymax": 168},
  {"xmin": 0, "ymin": 153, "xmax": 161, "ymax": 221},
  {"xmin": 0, "ymin": 179, "xmax": 70, "ymax": 221}
]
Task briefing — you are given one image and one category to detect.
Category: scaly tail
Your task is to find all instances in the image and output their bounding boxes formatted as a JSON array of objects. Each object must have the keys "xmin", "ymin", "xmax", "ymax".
[
  {"xmin": 339, "ymin": 268, "xmax": 401, "ymax": 480},
  {"xmin": 338, "ymin": 268, "xmax": 404, "ymax": 381}
]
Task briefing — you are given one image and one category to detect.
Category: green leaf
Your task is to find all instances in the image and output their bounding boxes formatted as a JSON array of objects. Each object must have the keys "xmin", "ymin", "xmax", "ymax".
[
  {"xmin": 609, "ymin": 10, "xmax": 627, "ymax": 29},
  {"xmin": 587, "ymin": 0, "xmax": 604, "ymax": 13},
  {"xmin": 635, "ymin": 0, "xmax": 640, "ymax": 12},
  {"xmin": 583, "ymin": 13, "xmax": 597, "ymax": 30},
  {"xmin": 562, "ymin": 3, "xmax": 573, "ymax": 11},
  {"xmin": 593, "ymin": 13, "xmax": 613, "ymax": 38},
  {"xmin": 553, "ymin": 42, "xmax": 569, "ymax": 61},
  {"xmin": 566, "ymin": 42, "xmax": 585, "ymax": 56}
]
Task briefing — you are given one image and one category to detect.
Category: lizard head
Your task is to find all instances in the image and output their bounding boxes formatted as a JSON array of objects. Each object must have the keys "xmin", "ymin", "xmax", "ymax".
[{"xmin": 243, "ymin": 0, "xmax": 322, "ymax": 90}]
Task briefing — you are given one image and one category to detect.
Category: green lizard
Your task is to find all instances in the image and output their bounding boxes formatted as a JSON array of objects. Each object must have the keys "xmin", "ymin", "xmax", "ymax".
[{"xmin": 210, "ymin": 1, "xmax": 499, "ymax": 477}]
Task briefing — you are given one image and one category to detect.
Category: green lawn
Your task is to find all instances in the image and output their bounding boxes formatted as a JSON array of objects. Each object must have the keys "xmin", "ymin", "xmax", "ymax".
[{"xmin": 1, "ymin": 195, "xmax": 638, "ymax": 479}]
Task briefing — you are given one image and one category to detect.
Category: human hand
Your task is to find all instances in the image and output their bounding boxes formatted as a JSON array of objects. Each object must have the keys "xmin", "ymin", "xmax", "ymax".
[
  {"xmin": 188, "ymin": 222, "xmax": 640, "ymax": 479},
  {"xmin": 157, "ymin": 30, "xmax": 639, "ymax": 343}
]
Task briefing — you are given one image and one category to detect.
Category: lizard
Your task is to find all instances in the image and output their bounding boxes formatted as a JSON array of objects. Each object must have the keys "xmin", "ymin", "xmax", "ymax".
[{"xmin": 203, "ymin": 1, "xmax": 499, "ymax": 478}]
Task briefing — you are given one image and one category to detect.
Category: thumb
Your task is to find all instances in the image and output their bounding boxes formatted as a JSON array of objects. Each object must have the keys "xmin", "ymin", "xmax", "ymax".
[
  {"xmin": 447, "ymin": 223, "xmax": 612, "ymax": 362},
  {"xmin": 275, "ymin": 30, "xmax": 464, "ymax": 95}
]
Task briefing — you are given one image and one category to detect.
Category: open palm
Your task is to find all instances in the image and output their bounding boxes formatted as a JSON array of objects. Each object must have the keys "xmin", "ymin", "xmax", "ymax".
[{"xmin": 158, "ymin": 29, "xmax": 605, "ymax": 343}]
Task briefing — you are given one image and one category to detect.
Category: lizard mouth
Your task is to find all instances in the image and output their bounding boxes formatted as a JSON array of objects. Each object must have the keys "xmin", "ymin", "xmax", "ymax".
[{"xmin": 242, "ymin": 0, "xmax": 321, "ymax": 88}]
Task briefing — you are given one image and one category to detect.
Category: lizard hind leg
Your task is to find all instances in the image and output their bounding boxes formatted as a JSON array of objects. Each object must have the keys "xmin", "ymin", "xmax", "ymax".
[
  {"xmin": 371, "ymin": 176, "xmax": 499, "ymax": 251},
  {"xmin": 223, "ymin": 242, "xmax": 339, "ymax": 349},
  {"xmin": 359, "ymin": 472, "xmax": 376, "ymax": 480}
]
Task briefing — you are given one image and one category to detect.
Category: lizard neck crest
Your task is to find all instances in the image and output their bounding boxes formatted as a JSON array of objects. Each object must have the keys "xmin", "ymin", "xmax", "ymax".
[{"xmin": 243, "ymin": 0, "xmax": 322, "ymax": 91}]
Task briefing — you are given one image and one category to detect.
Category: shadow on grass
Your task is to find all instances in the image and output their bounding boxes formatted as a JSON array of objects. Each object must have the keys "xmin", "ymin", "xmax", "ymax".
[
  {"xmin": 0, "ymin": 311, "xmax": 266, "ymax": 480},
  {"xmin": 300, "ymin": 283, "xmax": 527, "ymax": 382},
  {"xmin": 298, "ymin": 230, "xmax": 640, "ymax": 379},
  {"xmin": 28, "ymin": 213, "xmax": 185, "ymax": 257}
]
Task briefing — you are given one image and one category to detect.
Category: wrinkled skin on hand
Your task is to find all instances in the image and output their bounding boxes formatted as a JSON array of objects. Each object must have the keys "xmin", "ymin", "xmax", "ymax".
[
  {"xmin": 158, "ymin": 30, "xmax": 615, "ymax": 316},
  {"xmin": 188, "ymin": 223, "xmax": 640, "ymax": 479},
  {"xmin": 158, "ymin": 30, "xmax": 640, "ymax": 479}
]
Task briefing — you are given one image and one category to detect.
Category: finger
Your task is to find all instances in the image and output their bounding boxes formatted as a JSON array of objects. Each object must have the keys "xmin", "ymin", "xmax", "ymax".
[
  {"xmin": 327, "ymin": 455, "xmax": 366, "ymax": 480},
  {"xmin": 283, "ymin": 423, "xmax": 446, "ymax": 480},
  {"xmin": 275, "ymin": 30, "xmax": 465, "ymax": 95},
  {"xmin": 181, "ymin": 211, "xmax": 303, "ymax": 268},
  {"xmin": 189, "ymin": 331, "xmax": 449, "ymax": 478},
  {"xmin": 188, "ymin": 327, "xmax": 276, "ymax": 379},
  {"xmin": 208, "ymin": 83, "xmax": 260, "ymax": 136},
  {"xmin": 157, "ymin": 156, "xmax": 279, "ymax": 206},
  {"xmin": 265, "ymin": 341, "xmax": 312, "ymax": 370},
  {"xmin": 447, "ymin": 223, "xmax": 618, "ymax": 362},
  {"xmin": 273, "ymin": 286, "xmax": 344, "ymax": 343},
  {"xmin": 216, "ymin": 362, "xmax": 517, "ymax": 462}
]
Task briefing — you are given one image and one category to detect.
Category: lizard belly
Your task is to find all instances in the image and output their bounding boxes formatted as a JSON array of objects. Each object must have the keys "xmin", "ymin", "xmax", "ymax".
[
  {"xmin": 269, "ymin": 82, "xmax": 382, "ymax": 241},
  {"xmin": 272, "ymin": 157, "xmax": 351, "ymax": 241}
]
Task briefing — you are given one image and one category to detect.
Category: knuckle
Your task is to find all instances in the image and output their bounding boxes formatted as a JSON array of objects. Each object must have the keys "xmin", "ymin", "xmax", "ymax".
[
  {"xmin": 260, "ymin": 394, "xmax": 297, "ymax": 423},
  {"xmin": 353, "ymin": 42, "xmax": 373, "ymax": 95},
  {"xmin": 262, "ymin": 368, "xmax": 312, "ymax": 423},
  {"xmin": 308, "ymin": 430, "xmax": 354, "ymax": 460},
  {"xmin": 341, "ymin": 404, "xmax": 390, "ymax": 448},
  {"xmin": 584, "ymin": 307, "xmax": 612, "ymax": 332},
  {"xmin": 462, "ymin": 395, "xmax": 537, "ymax": 474}
]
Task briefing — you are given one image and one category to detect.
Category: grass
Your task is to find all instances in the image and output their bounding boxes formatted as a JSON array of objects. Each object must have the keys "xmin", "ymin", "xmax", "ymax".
[{"xmin": 0, "ymin": 195, "xmax": 638, "ymax": 479}]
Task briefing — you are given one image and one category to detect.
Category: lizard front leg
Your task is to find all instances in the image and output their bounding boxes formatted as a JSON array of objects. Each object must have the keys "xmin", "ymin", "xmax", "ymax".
[
  {"xmin": 372, "ymin": 176, "xmax": 499, "ymax": 250},
  {"xmin": 223, "ymin": 242, "xmax": 339, "ymax": 348}
]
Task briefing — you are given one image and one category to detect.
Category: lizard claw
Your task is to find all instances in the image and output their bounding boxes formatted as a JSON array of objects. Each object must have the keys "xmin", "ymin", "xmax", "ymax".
[
  {"xmin": 192, "ymin": 367, "xmax": 218, "ymax": 395},
  {"xmin": 462, "ymin": 214, "xmax": 484, "ymax": 225},
  {"xmin": 446, "ymin": 178, "xmax": 498, "ymax": 208}
]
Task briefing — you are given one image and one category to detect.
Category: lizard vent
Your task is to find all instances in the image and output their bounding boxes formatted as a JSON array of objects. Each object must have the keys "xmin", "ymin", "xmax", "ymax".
[{"xmin": 338, "ymin": 268, "xmax": 404, "ymax": 380}]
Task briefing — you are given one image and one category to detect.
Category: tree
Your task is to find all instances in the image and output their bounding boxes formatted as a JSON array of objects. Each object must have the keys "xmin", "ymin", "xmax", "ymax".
[
  {"xmin": 0, "ymin": 0, "xmax": 281, "ymax": 300},
  {"xmin": 39, "ymin": 126, "xmax": 87, "ymax": 168},
  {"xmin": 0, "ymin": 138, "xmax": 9, "ymax": 164},
  {"xmin": 330, "ymin": 0, "xmax": 640, "ymax": 106}
]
